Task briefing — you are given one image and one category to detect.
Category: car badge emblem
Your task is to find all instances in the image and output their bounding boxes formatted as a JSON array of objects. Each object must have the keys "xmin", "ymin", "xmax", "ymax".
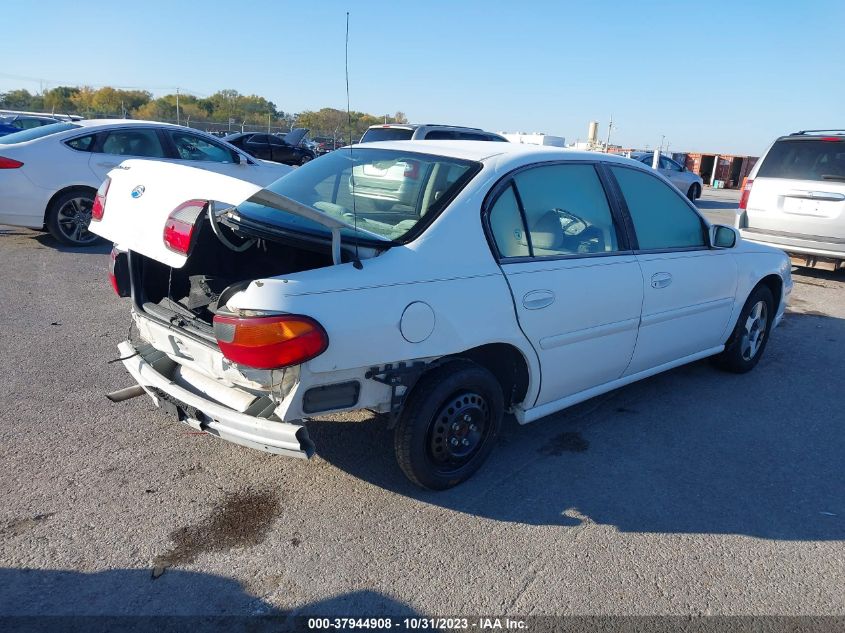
[{"xmin": 131, "ymin": 185, "xmax": 145, "ymax": 199}]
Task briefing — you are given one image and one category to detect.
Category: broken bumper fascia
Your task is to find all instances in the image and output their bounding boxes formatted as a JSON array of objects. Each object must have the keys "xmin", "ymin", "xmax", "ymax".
[{"xmin": 117, "ymin": 340, "xmax": 315, "ymax": 459}]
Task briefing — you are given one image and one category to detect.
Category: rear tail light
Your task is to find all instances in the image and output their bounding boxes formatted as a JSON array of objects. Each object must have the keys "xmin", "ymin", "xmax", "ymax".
[
  {"xmin": 213, "ymin": 314, "xmax": 329, "ymax": 369},
  {"xmin": 0, "ymin": 156, "xmax": 23, "ymax": 169},
  {"xmin": 163, "ymin": 199, "xmax": 208, "ymax": 255},
  {"xmin": 403, "ymin": 160, "xmax": 420, "ymax": 179},
  {"xmin": 738, "ymin": 178, "xmax": 754, "ymax": 210},
  {"xmin": 108, "ymin": 247, "xmax": 130, "ymax": 297},
  {"xmin": 90, "ymin": 177, "xmax": 111, "ymax": 221}
]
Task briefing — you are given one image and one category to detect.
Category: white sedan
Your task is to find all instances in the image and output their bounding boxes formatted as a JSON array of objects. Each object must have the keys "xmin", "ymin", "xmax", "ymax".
[
  {"xmin": 91, "ymin": 141, "xmax": 792, "ymax": 489},
  {"xmin": 0, "ymin": 120, "xmax": 291, "ymax": 245}
]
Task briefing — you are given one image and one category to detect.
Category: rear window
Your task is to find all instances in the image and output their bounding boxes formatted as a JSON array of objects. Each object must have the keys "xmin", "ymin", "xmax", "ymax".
[
  {"xmin": 757, "ymin": 138, "xmax": 845, "ymax": 182},
  {"xmin": 0, "ymin": 122, "xmax": 80, "ymax": 144},
  {"xmin": 235, "ymin": 148, "xmax": 479, "ymax": 243},
  {"xmin": 359, "ymin": 127, "xmax": 414, "ymax": 143}
]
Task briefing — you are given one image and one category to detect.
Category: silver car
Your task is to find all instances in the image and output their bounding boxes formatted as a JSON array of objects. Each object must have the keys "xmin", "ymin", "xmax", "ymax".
[
  {"xmin": 631, "ymin": 152, "xmax": 703, "ymax": 201},
  {"xmin": 736, "ymin": 129, "xmax": 845, "ymax": 270}
]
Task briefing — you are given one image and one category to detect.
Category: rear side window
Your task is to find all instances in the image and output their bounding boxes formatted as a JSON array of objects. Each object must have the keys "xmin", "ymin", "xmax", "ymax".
[
  {"xmin": 611, "ymin": 166, "xmax": 706, "ymax": 250},
  {"xmin": 489, "ymin": 164, "xmax": 620, "ymax": 259},
  {"xmin": 489, "ymin": 185, "xmax": 530, "ymax": 258},
  {"xmin": 65, "ymin": 135, "xmax": 96, "ymax": 152},
  {"xmin": 359, "ymin": 127, "xmax": 414, "ymax": 143},
  {"xmin": 757, "ymin": 139, "xmax": 845, "ymax": 182},
  {"xmin": 424, "ymin": 130, "xmax": 459, "ymax": 140},
  {"xmin": 100, "ymin": 129, "xmax": 165, "ymax": 158}
]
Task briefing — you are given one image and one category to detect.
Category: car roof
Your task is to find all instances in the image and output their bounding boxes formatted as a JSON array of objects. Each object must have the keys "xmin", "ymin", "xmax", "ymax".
[
  {"xmin": 366, "ymin": 123, "xmax": 486, "ymax": 131},
  {"xmin": 351, "ymin": 140, "xmax": 645, "ymax": 169},
  {"xmin": 72, "ymin": 119, "xmax": 181, "ymax": 129}
]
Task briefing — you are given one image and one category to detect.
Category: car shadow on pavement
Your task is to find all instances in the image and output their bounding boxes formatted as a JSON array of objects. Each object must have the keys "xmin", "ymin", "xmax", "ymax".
[
  {"xmin": 0, "ymin": 567, "xmax": 419, "ymax": 621},
  {"xmin": 309, "ymin": 312, "xmax": 845, "ymax": 540},
  {"xmin": 695, "ymin": 200, "xmax": 738, "ymax": 210},
  {"xmin": 33, "ymin": 232, "xmax": 112, "ymax": 255}
]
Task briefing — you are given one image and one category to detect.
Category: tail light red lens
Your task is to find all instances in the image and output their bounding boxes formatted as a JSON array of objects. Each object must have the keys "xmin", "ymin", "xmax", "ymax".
[
  {"xmin": 108, "ymin": 247, "xmax": 130, "ymax": 297},
  {"xmin": 0, "ymin": 156, "xmax": 24, "ymax": 169},
  {"xmin": 163, "ymin": 199, "xmax": 208, "ymax": 255},
  {"xmin": 91, "ymin": 177, "xmax": 111, "ymax": 222},
  {"xmin": 738, "ymin": 178, "xmax": 754, "ymax": 210},
  {"xmin": 403, "ymin": 160, "xmax": 420, "ymax": 179},
  {"xmin": 213, "ymin": 314, "xmax": 329, "ymax": 369}
]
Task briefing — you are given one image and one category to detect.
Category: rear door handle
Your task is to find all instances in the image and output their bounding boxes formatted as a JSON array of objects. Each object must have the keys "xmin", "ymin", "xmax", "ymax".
[
  {"xmin": 523, "ymin": 289, "xmax": 555, "ymax": 310},
  {"xmin": 651, "ymin": 272, "xmax": 672, "ymax": 289},
  {"xmin": 97, "ymin": 162, "xmax": 118, "ymax": 168}
]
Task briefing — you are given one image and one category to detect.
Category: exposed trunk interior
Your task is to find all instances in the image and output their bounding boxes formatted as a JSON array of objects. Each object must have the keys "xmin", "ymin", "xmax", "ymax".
[{"xmin": 135, "ymin": 217, "xmax": 334, "ymax": 333}]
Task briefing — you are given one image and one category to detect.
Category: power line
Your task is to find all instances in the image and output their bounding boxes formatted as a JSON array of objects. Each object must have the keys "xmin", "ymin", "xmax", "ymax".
[{"xmin": 0, "ymin": 72, "xmax": 207, "ymax": 97}]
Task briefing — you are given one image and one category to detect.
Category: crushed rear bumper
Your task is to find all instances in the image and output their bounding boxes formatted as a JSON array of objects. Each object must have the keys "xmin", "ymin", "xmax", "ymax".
[{"xmin": 116, "ymin": 340, "xmax": 314, "ymax": 459}]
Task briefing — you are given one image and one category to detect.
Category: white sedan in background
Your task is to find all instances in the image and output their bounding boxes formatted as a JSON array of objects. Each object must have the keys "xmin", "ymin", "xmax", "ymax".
[
  {"xmin": 92, "ymin": 143, "xmax": 791, "ymax": 489},
  {"xmin": 0, "ymin": 120, "xmax": 291, "ymax": 245}
]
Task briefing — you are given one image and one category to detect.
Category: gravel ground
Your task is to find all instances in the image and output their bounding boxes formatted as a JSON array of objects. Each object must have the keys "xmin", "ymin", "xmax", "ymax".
[{"xmin": 0, "ymin": 210, "xmax": 842, "ymax": 618}]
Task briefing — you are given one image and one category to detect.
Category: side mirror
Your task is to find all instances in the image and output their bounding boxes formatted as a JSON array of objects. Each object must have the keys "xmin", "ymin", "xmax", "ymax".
[
  {"xmin": 235, "ymin": 152, "xmax": 248, "ymax": 165},
  {"xmin": 711, "ymin": 224, "xmax": 738, "ymax": 249}
]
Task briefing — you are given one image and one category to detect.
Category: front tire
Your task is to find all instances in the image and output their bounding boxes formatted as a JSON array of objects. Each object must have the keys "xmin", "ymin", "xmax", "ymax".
[
  {"xmin": 687, "ymin": 183, "xmax": 701, "ymax": 201},
  {"xmin": 394, "ymin": 360, "xmax": 504, "ymax": 490},
  {"xmin": 45, "ymin": 190, "xmax": 100, "ymax": 246},
  {"xmin": 713, "ymin": 284, "xmax": 774, "ymax": 373},
  {"xmin": 299, "ymin": 154, "xmax": 313, "ymax": 165}
]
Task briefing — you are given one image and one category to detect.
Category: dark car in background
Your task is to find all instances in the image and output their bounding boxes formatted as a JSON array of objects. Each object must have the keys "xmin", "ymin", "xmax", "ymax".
[
  {"xmin": 0, "ymin": 114, "xmax": 60, "ymax": 137},
  {"xmin": 224, "ymin": 128, "xmax": 315, "ymax": 166},
  {"xmin": 311, "ymin": 136, "xmax": 342, "ymax": 155}
]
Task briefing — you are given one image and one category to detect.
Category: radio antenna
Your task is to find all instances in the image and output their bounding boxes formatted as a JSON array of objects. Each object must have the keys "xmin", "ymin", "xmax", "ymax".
[{"xmin": 346, "ymin": 11, "xmax": 363, "ymax": 269}]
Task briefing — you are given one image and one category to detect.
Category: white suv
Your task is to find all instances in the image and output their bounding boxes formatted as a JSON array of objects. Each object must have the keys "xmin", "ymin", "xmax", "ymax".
[
  {"xmin": 737, "ymin": 130, "xmax": 845, "ymax": 270},
  {"xmin": 360, "ymin": 124, "xmax": 508, "ymax": 143}
]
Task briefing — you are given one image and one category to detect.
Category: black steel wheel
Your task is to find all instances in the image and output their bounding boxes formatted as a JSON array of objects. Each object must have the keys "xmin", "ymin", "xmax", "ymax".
[
  {"xmin": 395, "ymin": 360, "xmax": 503, "ymax": 490},
  {"xmin": 687, "ymin": 183, "xmax": 701, "ymax": 201}
]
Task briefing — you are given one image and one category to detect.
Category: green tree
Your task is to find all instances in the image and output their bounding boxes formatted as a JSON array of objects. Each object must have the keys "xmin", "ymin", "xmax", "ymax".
[{"xmin": 43, "ymin": 86, "xmax": 80, "ymax": 114}]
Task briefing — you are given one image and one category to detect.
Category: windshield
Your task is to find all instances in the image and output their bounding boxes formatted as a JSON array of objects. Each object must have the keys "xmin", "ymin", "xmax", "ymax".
[
  {"xmin": 0, "ymin": 122, "xmax": 80, "ymax": 144},
  {"xmin": 360, "ymin": 127, "xmax": 414, "ymax": 143},
  {"xmin": 235, "ymin": 148, "xmax": 480, "ymax": 242},
  {"xmin": 758, "ymin": 138, "xmax": 845, "ymax": 181}
]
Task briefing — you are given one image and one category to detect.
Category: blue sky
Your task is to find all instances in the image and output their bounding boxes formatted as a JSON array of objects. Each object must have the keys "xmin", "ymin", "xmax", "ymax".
[{"xmin": 2, "ymin": 0, "xmax": 842, "ymax": 155}]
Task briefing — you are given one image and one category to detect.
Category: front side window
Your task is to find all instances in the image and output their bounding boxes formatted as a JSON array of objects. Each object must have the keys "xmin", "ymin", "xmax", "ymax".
[
  {"xmin": 610, "ymin": 166, "xmax": 706, "ymax": 250},
  {"xmin": 235, "ymin": 148, "xmax": 479, "ymax": 242},
  {"xmin": 170, "ymin": 131, "xmax": 238, "ymax": 163},
  {"xmin": 502, "ymin": 164, "xmax": 620, "ymax": 257},
  {"xmin": 100, "ymin": 129, "xmax": 165, "ymax": 157},
  {"xmin": 660, "ymin": 156, "xmax": 682, "ymax": 171}
]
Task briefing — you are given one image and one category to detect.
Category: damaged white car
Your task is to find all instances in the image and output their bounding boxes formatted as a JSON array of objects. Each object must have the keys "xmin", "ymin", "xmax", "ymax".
[{"xmin": 92, "ymin": 142, "xmax": 792, "ymax": 489}]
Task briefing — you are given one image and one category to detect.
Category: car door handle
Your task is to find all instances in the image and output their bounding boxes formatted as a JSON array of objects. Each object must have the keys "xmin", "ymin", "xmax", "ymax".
[
  {"xmin": 651, "ymin": 272, "xmax": 672, "ymax": 289},
  {"xmin": 96, "ymin": 162, "xmax": 118, "ymax": 168},
  {"xmin": 523, "ymin": 290, "xmax": 555, "ymax": 310}
]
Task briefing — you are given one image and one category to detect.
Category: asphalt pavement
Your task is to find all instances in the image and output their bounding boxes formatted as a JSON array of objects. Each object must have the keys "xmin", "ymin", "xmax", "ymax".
[{"xmin": 1, "ymin": 197, "xmax": 843, "ymax": 617}]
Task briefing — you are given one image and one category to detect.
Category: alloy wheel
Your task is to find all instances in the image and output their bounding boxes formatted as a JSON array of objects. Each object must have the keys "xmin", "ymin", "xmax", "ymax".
[
  {"xmin": 741, "ymin": 300, "xmax": 768, "ymax": 361},
  {"xmin": 56, "ymin": 196, "xmax": 98, "ymax": 245}
]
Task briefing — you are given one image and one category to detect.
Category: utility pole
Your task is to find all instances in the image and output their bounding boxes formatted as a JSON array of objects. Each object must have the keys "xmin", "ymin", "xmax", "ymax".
[
  {"xmin": 268, "ymin": 112, "xmax": 272, "ymax": 133},
  {"xmin": 175, "ymin": 88, "xmax": 180, "ymax": 126},
  {"xmin": 604, "ymin": 115, "xmax": 614, "ymax": 153}
]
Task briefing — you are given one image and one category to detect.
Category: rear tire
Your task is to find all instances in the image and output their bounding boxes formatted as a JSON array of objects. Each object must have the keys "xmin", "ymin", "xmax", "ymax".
[
  {"xmin": 713, "ymin": 285, "xmax": 774, "ymax": 373},
  {"xmin": 394, "ymin": 360, "xmax": 504, "ymax": 490},
  {"xmin": 45, "ymin": 189, "xmax": 100, "ymax": 246},
  {"xmin": 687, "ymin": 183, "xmax": 701, "ymax": 201}
]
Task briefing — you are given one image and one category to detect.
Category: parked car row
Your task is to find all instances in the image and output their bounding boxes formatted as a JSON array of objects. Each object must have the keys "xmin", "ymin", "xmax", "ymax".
[{"xmin": 0, "ymin": 120, "xmax": 291, "ymax": 245}]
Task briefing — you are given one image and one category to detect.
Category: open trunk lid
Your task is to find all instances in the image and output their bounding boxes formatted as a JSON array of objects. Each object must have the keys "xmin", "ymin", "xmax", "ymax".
[{"xmin": 89, "ymin": 159, "xmax": 382, "ymax": 268}]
